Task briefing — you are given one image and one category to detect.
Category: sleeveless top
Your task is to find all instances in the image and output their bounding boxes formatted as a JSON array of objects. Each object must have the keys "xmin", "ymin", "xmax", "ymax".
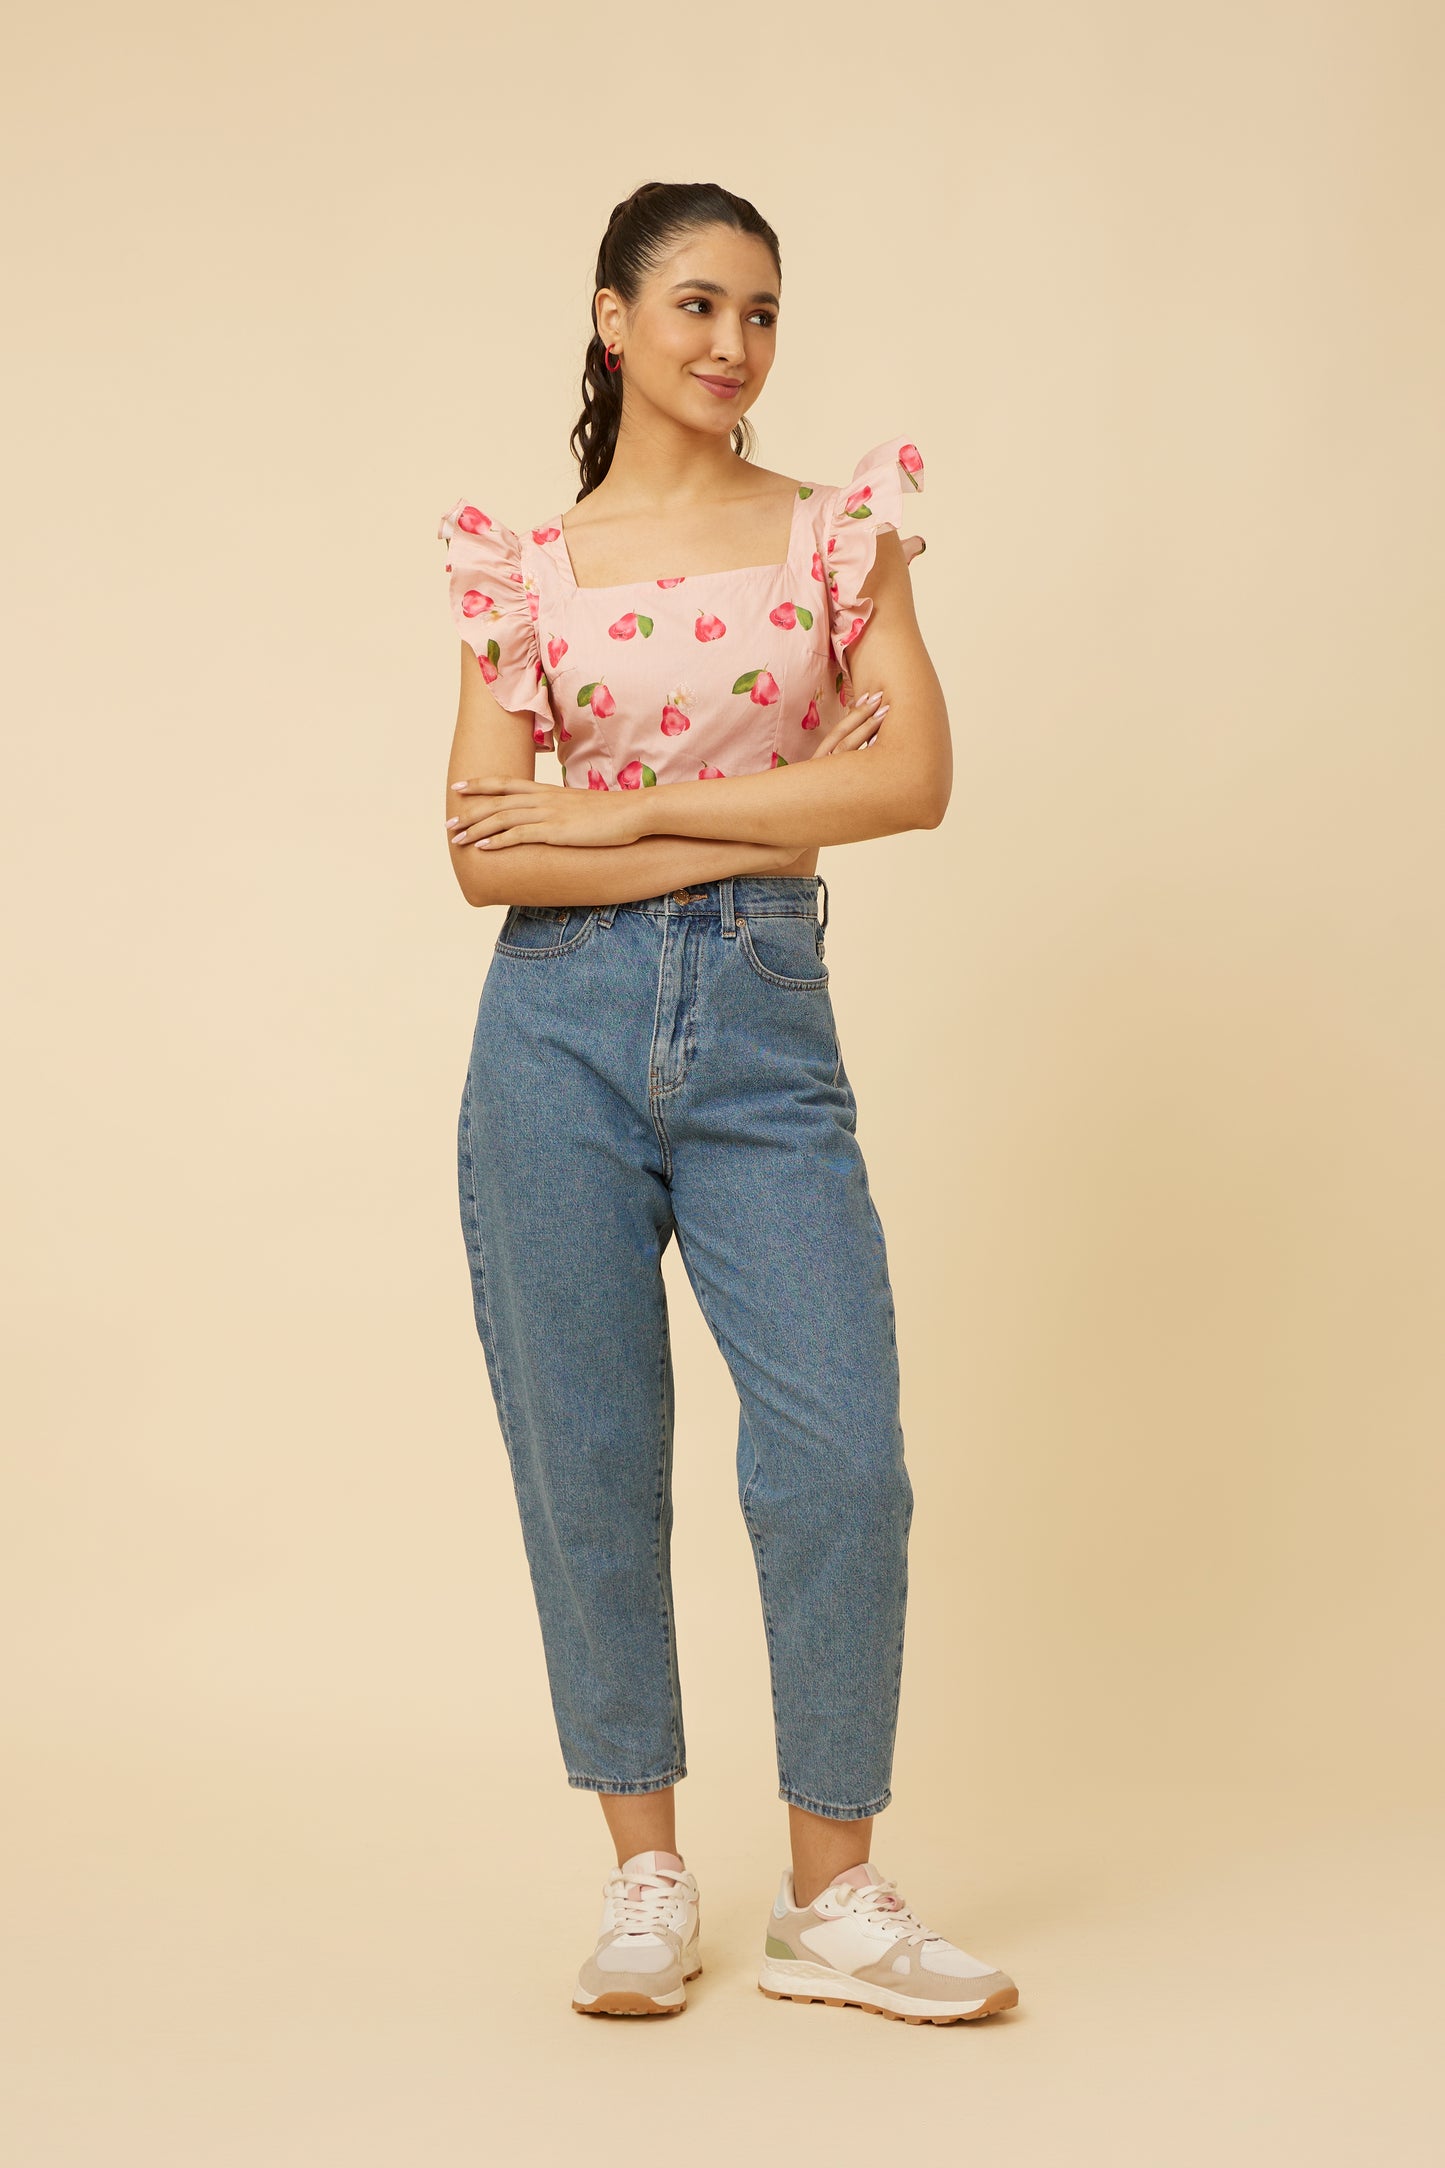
[{"xmin": 436, "ymin": 434, "xmax": 924, "ymax": 790}]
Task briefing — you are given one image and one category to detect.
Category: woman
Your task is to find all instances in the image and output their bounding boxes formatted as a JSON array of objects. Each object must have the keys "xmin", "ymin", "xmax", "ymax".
[{"xmin": 437, "ymin": 180, "xmax": 1018, "ymax": 2026}]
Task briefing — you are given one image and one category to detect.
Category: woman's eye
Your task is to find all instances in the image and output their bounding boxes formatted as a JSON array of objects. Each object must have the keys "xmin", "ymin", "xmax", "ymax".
[{"xmin": 680, "ymin": 299, "xmax": 777, "ymax": 328}]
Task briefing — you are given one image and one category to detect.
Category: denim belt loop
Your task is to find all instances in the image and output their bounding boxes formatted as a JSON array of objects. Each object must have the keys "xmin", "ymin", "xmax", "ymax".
[
  {"xmin": 720, "ymin": 876, "xmax": 737, "ymax": 939},
  {"xmin": 816, "ymin": 874, "xmax": 829, "ymax": 935},
  {"xmin": 598, "ymin": 900, "xmax": 619, "ymax": 928}
]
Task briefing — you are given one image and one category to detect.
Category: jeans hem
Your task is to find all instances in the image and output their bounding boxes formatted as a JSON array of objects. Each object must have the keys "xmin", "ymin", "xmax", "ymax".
[
  {"xmin": 779, "ymin": 1785, "xmax": 892, "ymax": 1820},
  {"xmin": 567, "ymin": 1767, "xmax": 687, "ymax": 1796}
]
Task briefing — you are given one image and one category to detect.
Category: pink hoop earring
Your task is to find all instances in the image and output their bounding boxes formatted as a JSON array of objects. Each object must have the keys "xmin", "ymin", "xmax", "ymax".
[{"xmin": 604, "ymin": 342, "xmax": 622, "ymax": 373}]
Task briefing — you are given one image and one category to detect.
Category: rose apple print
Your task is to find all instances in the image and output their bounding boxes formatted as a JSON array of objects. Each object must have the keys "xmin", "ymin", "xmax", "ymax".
[
  {"xmin": 460, "ymin": 587, "xmax": 496, "ymax": 623},
  {"xmin": 810, "ymin": 543, "xmax": 840, "ymax": 607},
  {"xmin": 697, "ymin": 763, "xmax": 726, "ymax": 779},
  {"xmin": 694, "ymin": 610, "xmax": 727, "ymax": 642},
  {"xmin": 586, "ymin": 767, "xmax": 610, "ymax": 789},
  {"xmin": 656, "ymin": 575, "xmax": 687, "ymax": 588},
  {"xmin": 530, "ymin": 521, "xmax": 562, "ymax": 544},
  {"xmin": 608, "ymin": 609, "xmax": 654, "ymax": 639},
  {"xmin": 617, "ymin": 758, "xmax": 657, "ymax": 788},
  {"xmin": 577, "ymin": 679, "xmax": 617, "ymax": 719},
  {"xmin": 659, "ymin": 683, "xmax": 696, "ymax": 737},
  {"xmin": 769, "ymin": 599, "xmax": 814, "ymax": 631},
  {"xmin": 547, "ymin": 634, "xmax": 568, "ymax": 670},
  {"xmin": 898, "ymin": 442, "xmax": 924, "ymax": 486},
  {"xmin": 800, "ymin": 694, "xmax": 822, "ymax": 730},
  {"xmin": 731, "ymin": 667, "xmax": 780, "ymax": 706},
  {"xmin": 455, "ymin": 505, "xmax": 493, "ymax": 536}
]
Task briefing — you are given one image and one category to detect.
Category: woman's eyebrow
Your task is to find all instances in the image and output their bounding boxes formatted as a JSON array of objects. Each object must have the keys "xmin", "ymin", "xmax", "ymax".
[{"xmin": 666, "ymin": 277, "xmax": 781, "ymax": 306}]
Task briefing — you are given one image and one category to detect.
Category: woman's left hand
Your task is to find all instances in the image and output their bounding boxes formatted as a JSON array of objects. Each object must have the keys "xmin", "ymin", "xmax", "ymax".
[{"xmin": 446, "ymin": 776, "xmax": 642, "ymax": 850}]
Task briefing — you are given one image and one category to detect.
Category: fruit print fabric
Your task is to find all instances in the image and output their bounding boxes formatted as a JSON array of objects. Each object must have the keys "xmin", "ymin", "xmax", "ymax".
[{"xmin": 436, "ymin": 434, "xmax": 923, "ymax": 790}]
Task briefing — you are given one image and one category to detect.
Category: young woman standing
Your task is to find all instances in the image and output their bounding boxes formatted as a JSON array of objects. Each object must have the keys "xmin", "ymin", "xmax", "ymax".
[{"xmin": 438, "ymin": 180, "xmax": 1018, "ymax": 2026}]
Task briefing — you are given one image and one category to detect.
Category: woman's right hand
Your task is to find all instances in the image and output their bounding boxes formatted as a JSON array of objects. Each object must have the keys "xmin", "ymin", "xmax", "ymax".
[{"xmin": 816, "ymin": 688, "xmax": 891, "ymax": 758}]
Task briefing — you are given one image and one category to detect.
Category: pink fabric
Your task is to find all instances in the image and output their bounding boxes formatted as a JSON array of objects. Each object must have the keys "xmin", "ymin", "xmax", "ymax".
[
  {"xmin": 436, "ymin": 436, "xmax": 924, "ymax": 789},
  {"xmin": 619, "ymin": 1847, "xmax": 685, "ymax": 1902},
  {"xmin": 828, "ymin": 1861, "xmax": 904, "ymax": 1909}
]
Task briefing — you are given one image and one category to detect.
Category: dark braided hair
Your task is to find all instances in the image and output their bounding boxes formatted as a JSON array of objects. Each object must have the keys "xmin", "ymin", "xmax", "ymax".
[{"xmin": 569, "ymin": 181, "xmax": 782, "ymax": 501}]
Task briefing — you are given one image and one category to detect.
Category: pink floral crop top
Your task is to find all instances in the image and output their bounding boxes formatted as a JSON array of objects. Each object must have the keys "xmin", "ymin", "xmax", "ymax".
[{"xmin": 437, "ymin": 434, "xmax": 924, "ymax": 790}]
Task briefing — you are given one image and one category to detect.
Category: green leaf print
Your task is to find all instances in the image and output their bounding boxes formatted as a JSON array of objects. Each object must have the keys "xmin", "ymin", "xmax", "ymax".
[
  {"xmin": 486, "ymin": 637, "xmax": 501, "ymax": 665},
  {"xmin": 635, "ymin": 615, "xmax": 654, "ymax": 637},
  {"xmin": 577, "ymin": 682, "xmax": 598, "ymax": 706},
  {"xmin": 731, "ymin": 668, "xmax": 763, "ymax": 695},
  {"xmin": 797, "ymin": 484, "xmax": 813, "ymax": 498},
  {"xmin": 844, "ymin": 503, "xmax": 873, "ymax": 519},
  {"xmin": 795, "ymin": 605, "xmax": 813, "ymax": 630}
]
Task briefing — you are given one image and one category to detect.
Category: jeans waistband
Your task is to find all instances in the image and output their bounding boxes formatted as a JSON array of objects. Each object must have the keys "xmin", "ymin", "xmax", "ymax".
[{"xmin": 599, "ymin": 874, "xmax": 828, "ymax": 934}]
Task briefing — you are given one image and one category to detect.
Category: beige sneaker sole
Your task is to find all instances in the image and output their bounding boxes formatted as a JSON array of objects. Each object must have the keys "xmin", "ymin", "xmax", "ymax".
[
  {"xmin": 572, "ymin": 1962, "xmax": 702, "ymax": 2018},
  {"xmin": 758, "ymin": 1956, "xmax": 1016, "ymax": 2024}
]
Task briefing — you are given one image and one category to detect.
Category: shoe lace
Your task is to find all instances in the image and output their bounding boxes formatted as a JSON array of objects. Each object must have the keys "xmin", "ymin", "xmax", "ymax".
[
  {"xmin": 834, "ymin": 1876, "xmax": 941, "ymax": 1948},
  {"xmin": 604, "ymin": 1866, "xmax": 690, "ymax": 1937}
]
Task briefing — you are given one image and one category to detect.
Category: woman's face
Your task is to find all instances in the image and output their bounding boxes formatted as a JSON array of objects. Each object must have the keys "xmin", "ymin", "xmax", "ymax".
[{"xmin": 597, "ymin": 224, "xmax": 781, "ymax": 439}]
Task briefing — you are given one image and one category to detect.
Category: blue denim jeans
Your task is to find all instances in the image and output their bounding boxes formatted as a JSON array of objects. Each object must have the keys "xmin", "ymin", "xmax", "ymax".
[{"xmin": 456, "ymin": 874, "xmax": 913, "ymax": 1821}]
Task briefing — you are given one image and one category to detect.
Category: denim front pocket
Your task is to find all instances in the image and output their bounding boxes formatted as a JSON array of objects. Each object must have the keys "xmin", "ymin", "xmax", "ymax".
[
  {"xmin": 493, "ymin": 904, "xmax": 600, "ymax": 959},
  {"xmin": 735, "ymin": 911, "xmax": 829, "ymax": 991}
]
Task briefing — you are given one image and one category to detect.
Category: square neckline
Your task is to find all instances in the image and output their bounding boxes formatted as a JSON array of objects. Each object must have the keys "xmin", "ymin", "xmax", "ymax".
[{"xmin": 549, "ymin": 480, "xmax": 815, "ymax": 594}]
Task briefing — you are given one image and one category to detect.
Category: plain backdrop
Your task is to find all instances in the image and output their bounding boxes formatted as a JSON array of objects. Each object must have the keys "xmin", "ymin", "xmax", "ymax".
[{"xmin": 4, "ymin": 1, "xmax": 1442, "ymax": 2161}]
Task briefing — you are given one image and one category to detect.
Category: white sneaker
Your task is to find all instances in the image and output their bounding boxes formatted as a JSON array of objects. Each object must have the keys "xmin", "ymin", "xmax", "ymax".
[
  {"xmin": 759, "ymin": 1860, "xmax": 1018, "ymax": 2024},
  {"xmin": 572, "ymin": 1849, "xmax": 702, "ymax": 2018}
]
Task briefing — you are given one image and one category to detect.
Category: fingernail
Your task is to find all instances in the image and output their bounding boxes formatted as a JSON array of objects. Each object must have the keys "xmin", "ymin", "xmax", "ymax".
[
  {"xmin": 445, "ymin": 817, "xmax": 459, "ymax": 828},
  {"xmin": 874, "ymin": 703, "xmax": 890, "ymax": 717},
  {"xmin": 864, "ymin": 690, "xmax": 883, "ymax": 703}
]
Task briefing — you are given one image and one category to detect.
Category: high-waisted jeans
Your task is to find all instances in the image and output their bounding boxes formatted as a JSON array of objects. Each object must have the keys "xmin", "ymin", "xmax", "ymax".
[{"xmin": 456, "ymin": 874, "xmax": 913, "ymax": 1821}]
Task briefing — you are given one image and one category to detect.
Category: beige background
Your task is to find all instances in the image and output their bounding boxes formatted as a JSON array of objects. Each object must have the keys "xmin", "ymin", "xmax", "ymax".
[{"xmin": 5, "ymin": 1, "xmax": 1442, "ymax": 2160}]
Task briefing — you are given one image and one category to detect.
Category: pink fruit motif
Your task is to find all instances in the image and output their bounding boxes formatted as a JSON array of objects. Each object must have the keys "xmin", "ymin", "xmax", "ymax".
[
  {"xmin": 656, "ymin": 575, "xmax": 687, "ymax": 587},
  {"xmin": 694, "ymin": 610, "xmax": 727, "ymax": 642},
  {"xmin": 769, "ymin": 599, "xmax": 814, "ymax": 630},
  {"xmin": 555, "ymin": 714, "xmax": 573, "ymax": 742},
  {"xmin": 617, "ymin": 758, "xmax": 657, "ymax": 788},
  {"xmin": 531, "ymin": 521, "xmax": 562, "ymax": 543},
  {"xmin": 770, "ymin": 751, "xmax": 790, "ymax": 767},
  {"xmin": 608, "ymin": 610, "xmax": 654, "ymax": 640},
  {"xmin": 731, "ymin": 667, "xmax": 780, "ymax": 706},
  {"xmin": 660, "ymin": 704, "xmax": 691, "ymax": 737},
  {"xmin": 838, "ymin": 616, "xmax": 866, "ymax": 650},
  {"xmin": 898, "ymin": 443, "xmax": 924, "ymax": 485},
  {"xmin": 586, "ymin": 768, "xmax": 610, "ymax": 790},
  {"xmin": 800, "ymin": 696, "xmax": 821, "ymax": 730},
  {"xmin": 842, "ymin": 483, "xmax": 876, "ymax": 520},
  {"xmin": 578, "ymin": 679, "xmax": 616, "ymax": 719},
  {"xmin": 460, "ymin": 588, "xmax": 494, "ymax": 619},
  {"xmin": 456, "ymin": 505, "xmax": 492, "ymax": 535},
  {"xmin": 547, "ymin": 634, "xmax": 568, "ymax": 670},
  {"xmin": 476, "ymin": 641, "xmax": 500, "ymax": 684},
  {"xmin": 810, "ymin": 543, "xmax": 839, "ymax": 600},
  {"xmin": 697, "ymin": 763, "xmax": 726, "ymax": 779}
]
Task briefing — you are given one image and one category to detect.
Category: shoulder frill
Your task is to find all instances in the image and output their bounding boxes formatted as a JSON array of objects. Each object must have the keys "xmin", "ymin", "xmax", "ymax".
[
  {"xmin": 437, "ymin": 499, "xmax": 554, "ymax": 748},
  {"xmin": 820, "ymin": 435, "xmax": 925, "ymax": 678}
]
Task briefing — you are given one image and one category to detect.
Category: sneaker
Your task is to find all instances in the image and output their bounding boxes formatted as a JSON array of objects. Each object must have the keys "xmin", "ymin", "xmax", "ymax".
[
  {"xmin": 758, "ymin": 1861, "xmax": 1018, "ymax": 2024},
  {"xmin": 572, "ymin": 1849, "xmax": 702, "ymax": 2018}
]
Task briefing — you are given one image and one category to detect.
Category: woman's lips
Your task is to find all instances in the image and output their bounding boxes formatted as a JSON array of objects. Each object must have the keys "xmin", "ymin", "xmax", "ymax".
[{"xmin": 694, "ymin": 374, "xmax": 742, "ymax": 398}]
